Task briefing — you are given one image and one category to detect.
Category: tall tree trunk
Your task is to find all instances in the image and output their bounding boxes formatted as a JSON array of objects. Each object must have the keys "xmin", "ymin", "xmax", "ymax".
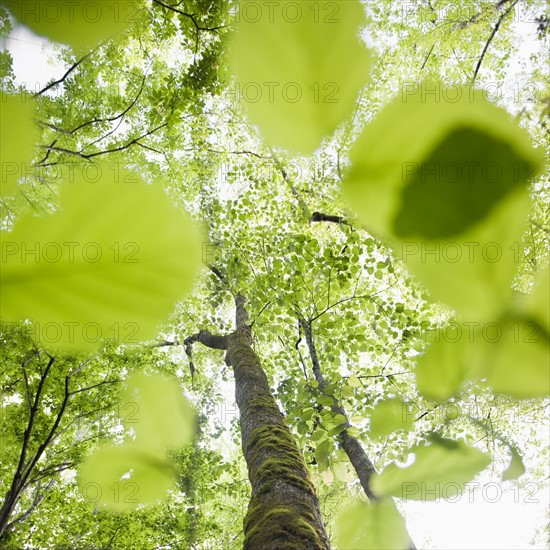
[
  {"xmin": 194, "ymin": 296, "xmax": 330, "ymax": 549},
  {"xmin": 300, "ymin": 318, "xmax": 416, "ymax": 550}
]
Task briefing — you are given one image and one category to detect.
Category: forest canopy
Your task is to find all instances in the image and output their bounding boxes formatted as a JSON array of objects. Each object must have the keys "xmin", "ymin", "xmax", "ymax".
[{"xmin": 0, "ymin": 1, "xmax": 548, "ymax": 548}]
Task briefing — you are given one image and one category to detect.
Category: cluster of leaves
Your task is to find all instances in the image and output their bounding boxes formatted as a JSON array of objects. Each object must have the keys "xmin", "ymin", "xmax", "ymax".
[{"xmin": 0, "ymin": 0, "xmax": 548, "ymax": 548}]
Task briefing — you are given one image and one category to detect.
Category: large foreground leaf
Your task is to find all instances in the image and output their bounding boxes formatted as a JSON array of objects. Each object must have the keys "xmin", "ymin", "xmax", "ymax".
[
  {"xmin": 79, "ymin": 371, "xmax": 195, "ymax": 511},
  {"xmin": 343, "ymin": 84, "xmax": 543, "ymax": 320},
  {"xmin": 0, "ymin": 166, "xmax": 202, "ymax": 350},
  {"xmin": 122, "ymin": 371, "xmax": 195, "ymax": 450},
  {"xmin": 0, "ymin": 92, "xmax": 38, "ymax": 196},
  {"xmin": 372, "ymin": 436, "xmax": 490, "ymax": 500},
  {"xmin": 78, "ymin": 442, "xmax": 176, "ymax": 512},
  {"xmin": 229, "ymin": 0, "xmax": 371, "ymax": 153},
  {"xmin": 335, "ymin": 499, "xmax": 409, "ymax": 550},
  {"xmin": 369, "ymin": 398, "xmax": 413, "ymax": 439},
  {"xmin": 5, "ymin": 0, "xmax": 141, "ymax": 49}
]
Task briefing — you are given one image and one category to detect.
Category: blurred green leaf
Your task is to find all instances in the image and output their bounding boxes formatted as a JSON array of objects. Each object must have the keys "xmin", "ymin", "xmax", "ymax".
[
  {"xmin": 335, "ymin": 499, "xmax": 409, "ymax": 550},
  {"xmin": 372, "ymin": 438, "xmax": 490, "ymax": 500},
  {"xmin": 0, "ymin": 165, "xmax": 202, "ymax": 350},
  {"xmin": 122, "ymin": 371, "xmax": 195, "ymax": 450},
  {"xmin": 7, "ymin": 1, "xmax": 141, "ymax": 49},
  {"xmin": 369, "ymin": 398, "xmax": 413, "ymax": 439},
  {"xmin": 343, "ymin": 84, "xmax": 544, "ymax": 320},
  {"xmin": 78, "ymin": 442, "xmax": 175, "ymax": 512},
  {"xmin": 229, "ymin": 0, "xmax": 371, "ymax": 153},
  {"xmin": 502, "ymin": 447, "xmax": 526, "ymax": 481},
  {"xmin": 0, "ymin": 92, "xmax": 37, "ymax": 196}
]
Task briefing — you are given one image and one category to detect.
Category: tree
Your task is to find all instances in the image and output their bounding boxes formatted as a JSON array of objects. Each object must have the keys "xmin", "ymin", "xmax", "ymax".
[
  {"xmin": 1, "ymin": 0, "xmax": 548, "ymax": 548},
  {"xmin": 186, "ymin": 292, "xmax": 330, "ymax": 549}
]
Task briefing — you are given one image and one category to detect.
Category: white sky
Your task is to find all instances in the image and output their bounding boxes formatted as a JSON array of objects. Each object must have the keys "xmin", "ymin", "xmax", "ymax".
[
  {"xmin": 2, "ymin": 9, "xmax": 549, "ymax": 550},
  {"xmin": 1, "ymin": 23, "xmax": 63, "ymax": 93}
]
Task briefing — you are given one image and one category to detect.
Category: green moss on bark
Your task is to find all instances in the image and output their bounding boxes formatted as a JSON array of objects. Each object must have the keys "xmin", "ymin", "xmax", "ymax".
[{"xmin": 244, "ymin": 504, "xmax": 325, "ymax": 550}]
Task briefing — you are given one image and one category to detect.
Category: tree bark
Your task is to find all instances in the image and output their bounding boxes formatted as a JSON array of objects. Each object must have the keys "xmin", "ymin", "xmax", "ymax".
[
  {"xmin": 300, "ymin": 318, "xmax": 416, "ymax": 550},
  {"xmin": 196, "ymin": 295, "xmax": 331, "ymax": 549}
]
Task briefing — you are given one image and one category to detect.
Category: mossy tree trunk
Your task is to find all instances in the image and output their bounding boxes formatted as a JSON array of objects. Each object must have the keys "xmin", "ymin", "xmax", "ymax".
[{"xmin": 193, "ymin": 295, "xmax": 330, "ymax": 550}]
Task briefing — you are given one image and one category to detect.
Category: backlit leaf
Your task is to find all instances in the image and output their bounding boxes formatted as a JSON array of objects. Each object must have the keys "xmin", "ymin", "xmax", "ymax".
[
  {"xmin": 0, "ymin": 92, "xmax": 38, "ymax": 196},
  {"xmin": 335, "ymin": 499, "xmax": 409, "ymax": 550},
  {"xmin": 78, "ymin": 442, "xmax": 176, "ymax": 512},
  {"xmin": 122, "ymin": 371, "xmax": 195, "ymax": 450},
  {"xmin": 229, "ymin": 0, "xmax": 371, "ymax": 153},
  {"xmin": 6, "ymin": 1, "xmax": 142, "ymax": 49},
  {"xmin": 369, "ymin": 398, "xmax": 413, "ymax": 439},
  {"xmin": 372, "ymin": 437, "xmax": 490, "ymax": 500},
  {"xmin": 0, "ymin": 165, "xmax": 202, "ymax": 350},
  {"xmin": 343, "ymin": 84, "xmax": 543, "ymax": 320}
]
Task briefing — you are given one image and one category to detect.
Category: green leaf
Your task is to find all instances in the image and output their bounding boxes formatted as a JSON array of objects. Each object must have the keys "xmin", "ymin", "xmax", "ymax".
[
  {"xmin": 415, "ymin": 330, "xmax": 469, "ymax": 401},
  {"xmin": 318, "ymin": 395, "xmax": 334, "ymax": 407},
  {"xmin": 78, "ymin": 442, "xmax": 175, "ymax": 512},
  {"xmin": 347, "ymin": 426, "xmax": 360, "ymax": 437},
  {"xmin": 343, "ymin": 84, "xmax": 543, "ymax": 320},
  {"xmin": 310, "ymin": 428, "xmax": 325, "ymax": 441},
  {"xmin": 1, "ymin": 165, "xmax": 202, "ymax": 350},
  {"xmin": 525, "ymin": 266, "xmax": 549, "ymax": 331},
  {"xmin": 295, "ymin": 421, "xmax": 307, "ymax": 435},
  {"xmin": 484, "ymin": 319, "xmax": 550, "ymax": 398},
  {"xmin": 372, "ymin": 438, "xmax": 490, "ymax": 500},
  {"xmin": 314, "ymin": 438, "xmax": 332, "ymax": 466},
  {"xmin": 344, "ymin": 84, "xmax": 542, "ymax": 238},
  {"xmin": 369, "ymin": 398, "xmax": 413, "ymax": 439},
  {"xmin": 335, "ymin": 499, "xmax": 410, "ymax": 550},
  {"xmin": 333, "ymin": 413, "xmax": 347, "ymax": 426},
  {"xmin": 122, "ymin": 372, "xmax": 195, "ymax": 450},
  {"xmin": 229, "ymin": 0, "xmax": 371, "ymax": 153},
  {"xmin": 347, "ymin": 375, "xmax": 361, "ymax": 388},
  {"xmin": 7, "ymin": 1, "xmax": 141, "ymax": 49},
  {"xmin": 0, "ymin": 92, "xmax": 37, "ymax": 196},
  {"xmin": 502, "ymin": 447, "xmax": 526, "ymax": 481}
]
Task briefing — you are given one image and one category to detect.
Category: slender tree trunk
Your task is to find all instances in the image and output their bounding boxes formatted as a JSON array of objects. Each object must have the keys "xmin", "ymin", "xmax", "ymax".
[
  {"xmin": 300, "ymin": 318, "xmax": 416, "ymax": 550},
  {"xmin": 195, "ymin": 296, "xmax": 330, "ymax": 549}
]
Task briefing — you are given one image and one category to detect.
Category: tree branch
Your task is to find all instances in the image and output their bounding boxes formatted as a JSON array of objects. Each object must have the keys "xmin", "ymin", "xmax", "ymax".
[
  {"xmin": 35, "ymin": 51, "xmax": 94, "ymax": 97},
  {"xmin": 471, "ymin": 0, "xmax": 519, "ymax": 84}
]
